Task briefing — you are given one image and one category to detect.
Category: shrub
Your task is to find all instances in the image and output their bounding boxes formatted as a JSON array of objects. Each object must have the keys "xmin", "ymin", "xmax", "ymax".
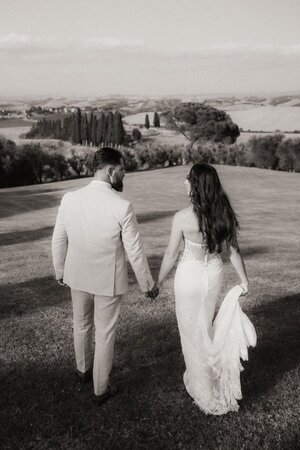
[
  {"xmin": 247, "ymin": 134, "xmax": 284, "ymax": 169},
  {"xmin": 132, "ymin": 128, "xmax": 142, "ymax": 142},
  {"xmin": 276, "ymin": 138, "xmax": 300, "ymax": 172},
  {"xmin": 121, "ymin": 147, "xmax": 138, "ymax": 171},
  {"xmin": 17, "ymin": 143, "xmax": 51, "ymax": 184},
  {"xmin": 48, "ymin": 152, "xmax": 69, "ymax": 181}
]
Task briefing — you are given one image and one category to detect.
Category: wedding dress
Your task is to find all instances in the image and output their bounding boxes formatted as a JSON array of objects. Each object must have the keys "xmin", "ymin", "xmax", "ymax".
[{"xmin": 174, "ymin": 238, "xmax": 257, "ymax": 415}]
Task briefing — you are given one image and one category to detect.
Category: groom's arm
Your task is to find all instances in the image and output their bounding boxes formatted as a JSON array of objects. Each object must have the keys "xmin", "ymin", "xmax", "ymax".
[
  {"xmin": 51, "ymin": 196, "xmax": 68, "ymax": 281},
  {"xmin": 121, "ymin": 202, "xmax": 154, "ymax": 293}
]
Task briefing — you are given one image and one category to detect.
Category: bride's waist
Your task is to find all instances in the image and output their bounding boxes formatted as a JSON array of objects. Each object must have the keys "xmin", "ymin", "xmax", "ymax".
[{"xmin": 178, "ymin": 251, "xmax": 222, "ymax": 266}]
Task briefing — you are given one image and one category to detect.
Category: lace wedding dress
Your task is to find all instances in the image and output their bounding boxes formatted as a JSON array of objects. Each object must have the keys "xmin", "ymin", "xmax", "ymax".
[{"xmin": 174, "ymin": 238, "xmax": 257, "ymax": 415}]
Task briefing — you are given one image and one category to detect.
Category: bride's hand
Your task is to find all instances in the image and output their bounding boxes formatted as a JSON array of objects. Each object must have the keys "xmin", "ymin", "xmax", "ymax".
[
  {"xmin": 240, "ymin": 281, "xmax": 249, "ymax": 296},
  {"xmin": 155, "ymin": 280, "xmax": 162, "ymax": 293}
]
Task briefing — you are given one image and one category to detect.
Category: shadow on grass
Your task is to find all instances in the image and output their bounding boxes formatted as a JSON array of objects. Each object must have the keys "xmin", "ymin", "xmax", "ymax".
[
  {"xmin": 241, "ymin": 293, "xmax": 300, "ymax": 402},
  {"xmin": 0, "ymin": 191, "xmax": 61, "ymax": 219},
  {"xmin": 0, "ymin": 187, "xmax": 64, "ymax": 196},
  {"xmin": 0, "ymin": 209, "xmax": 174, "ymax": 248},
  {"xmin": 0, "ymin": 226, "xmax": 53, "ymax": 246},
  {"xmin": 137, "ymin": 210, "xmax": 176, "ymax": 224},
  {"xmin": 221, "ymin": 244, "xmax": 270, "ymax": 263},
  {"xmin": 0, "ymin": 316, "xmax": 184, "ymax": 449},
  {"xmin": 241, "ymin": 245, "xmax": 270, "ymax": 258},
  {"xmin": 0, "ymin": 276, "xmax": 70, "ymax": 319},
  {"xmin": 0, "ymin": 291, "xmax": 299, "ymax": 448}
]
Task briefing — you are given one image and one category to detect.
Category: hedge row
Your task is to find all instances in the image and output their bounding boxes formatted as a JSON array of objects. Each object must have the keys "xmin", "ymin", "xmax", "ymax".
[{"xmin": 0, "ymin": 134, "xmax": 299, "ymax": 188}]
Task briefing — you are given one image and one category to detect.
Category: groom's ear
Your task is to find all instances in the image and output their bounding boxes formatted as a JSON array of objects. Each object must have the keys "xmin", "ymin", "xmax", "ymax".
[{"xmin": 107, "ymin": 166, "xmax": 114, "ymax": 176}]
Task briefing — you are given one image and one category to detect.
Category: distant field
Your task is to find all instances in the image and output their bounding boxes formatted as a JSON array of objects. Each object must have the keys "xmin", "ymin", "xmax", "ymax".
[
  {"xmin": 124, "ymin": 107, "xmax": 300, "ymax": 147},
  {"xmin": 0, "ymin": 165, "xmax": 299, "ymax": 449},
  {"xmin": 225, "ymin": 105, "xmax": 300, "ymax": 132},
  {"xmin": 124, "ymin": 105, "xmax": 300, "ymax": 134},
  {"xmin": 237, "ymin": 131, "xmax": 300, "ymax": 144},
  {"xmin": 0, "ymin": 119, "xmax": 35, "ymax": 142},
  {"xmin": 0, "ymin": 118, "xmax": 35, "ymax": 128},
  {"xmin": 124, "ymin": 111, "xmax": 189, "ymax": 146},
  {"xmin": 0, "ymin": 127, "xmax": 33, "ymax": 142},
  {"xmin": 2, "ymin": 105, "xmax": 300, "ymax": 146},
  {"xmin": 123, "ymin": 111, "xmax": 156, "ymax": 126}
]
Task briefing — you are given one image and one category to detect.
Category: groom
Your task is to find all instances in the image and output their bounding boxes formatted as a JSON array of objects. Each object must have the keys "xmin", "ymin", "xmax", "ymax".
[{"xmin": 52, "ymin": 147, "xmax": 158, "ymax": 403}]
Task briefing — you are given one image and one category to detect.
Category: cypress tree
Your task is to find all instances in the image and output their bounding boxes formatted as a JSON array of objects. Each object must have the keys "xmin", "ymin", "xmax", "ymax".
[
  {"xmin": 94, "ymin": 118, "xmax": 101, "ymax": 146},
  {"xmin": 106, "ymin": 111, "xmax": 115, "ymax": 145},
  {"xmin": 145, "ymin": 114, "xmax": 150, "ymax": 129},
  {"xmin": 89, "ymin": 112, "xmax": 95, "ymax": 145},
  {"xmin": 77, "ymin": 108, "xmax": 82, "ymax": 144},
  {"xmin": 71, "ymin": 113, "xmax": 76, "ymax": 144},
  {"xmin": 55, "ymin": 119, "xmax": 61, "ymax": 139},
  {"xmin": 153, "ymin": 111, "xmax": 160, "ymax": 127},
  {"xmin": 114, "ymin": 111, "xmax": 125, "ymax": 145},
  {"xmin": 81, "ymin": 113, "xmax": 89, "ymax": 144},
  {"xmin": 91, "ymin": 116, "xmax": 97, "ymax": 145},
  {"xmin": 99, "ymin": 112, "xmax": 107, "ymax": 144},
  {"xmin": 71, "ymin": 108, "xmax": 82, "ymax": 144},
  {"xmin": 46, "ymin": 119, "xmax": 51, "ymax": 136},
  {"xmin": 64, "ymin": 116, "xmax": 72, "ymax": 140},
  {"xmin": 96, "ymin": 118, "xmax": 102, "ymax": 146},
  {"xmin": 42, "ymin": 118, "xmax": 47, "ymax": 137}
]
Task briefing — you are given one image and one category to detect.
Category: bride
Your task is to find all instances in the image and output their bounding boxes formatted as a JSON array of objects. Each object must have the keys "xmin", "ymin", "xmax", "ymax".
[{"xmin": 156, "ymin": 163, "xmax": 256, "ymax": 415}]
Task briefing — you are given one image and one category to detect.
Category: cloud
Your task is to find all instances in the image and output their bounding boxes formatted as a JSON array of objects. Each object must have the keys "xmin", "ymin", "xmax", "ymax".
[
  {"xmin": 164, "ymin": 43, "xmax": 300, "ymax": 60},
  {"xmin": 0, "ymin": 33, "xmax": 32, "ymax": 48},
  {"xmin": 1, "ymin": 34, "xmax": 300, "ymax": 69},
  {"xmin": 85, "ymin": 37, "xmax": 144, "ymax": 50},
  {"xmin": 0, "ymin": 33, "xmax": 144, "ymax": 53}
]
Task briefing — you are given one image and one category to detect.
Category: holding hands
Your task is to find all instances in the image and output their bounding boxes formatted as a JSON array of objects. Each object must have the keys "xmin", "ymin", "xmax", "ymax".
[
  {"xmin": 57, "ymin": 278, "xmax": 68, "ymax": 288},
  {"xmin": 145, "ymin": 281, "xmax": 160, "ymax": 300},
  {"xmin": 240, "ymin": 280, "xmax": 249, "ymax": 296}
]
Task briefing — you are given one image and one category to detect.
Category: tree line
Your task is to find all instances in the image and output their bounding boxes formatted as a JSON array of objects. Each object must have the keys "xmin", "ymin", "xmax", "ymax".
[
  {"xmin": 1, "ymin": 133, "xmax": 299, "ymax": 188},
  {"xmin": 26, "ymin": 109, "xmax": 126, "ymax": 146},
  {"xmin": 123, "ymin": 134, "xmax": 300, "ymax": 172}
]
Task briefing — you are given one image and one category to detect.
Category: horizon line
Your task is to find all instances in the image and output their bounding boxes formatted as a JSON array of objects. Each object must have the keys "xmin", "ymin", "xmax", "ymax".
[{"xmin": 1, "ymin": 90, "xmax": 300, "ymax": 103}]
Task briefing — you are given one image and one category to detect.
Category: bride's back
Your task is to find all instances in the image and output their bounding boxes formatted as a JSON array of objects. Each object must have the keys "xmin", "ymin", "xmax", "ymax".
[
  {"xmin": 178, "ymin": 207, "xmax": 220, "ymax": 264},
  {"xmin": 179, "ymin": 207, "xmax": 205, "ymax": 245}
]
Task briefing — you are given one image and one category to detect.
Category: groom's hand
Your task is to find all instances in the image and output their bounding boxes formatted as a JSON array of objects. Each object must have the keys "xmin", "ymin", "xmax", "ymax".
[
  {"xmin": 145, "ymin": 284, "xmax": 159, "ymax": 299},
  {"xmin": 150, "ymin": 284, "xmax": 159, "ymax": 299},
  {"xmin": 57, "ymin": 278, "xmax": 68, "ymax": 288}
]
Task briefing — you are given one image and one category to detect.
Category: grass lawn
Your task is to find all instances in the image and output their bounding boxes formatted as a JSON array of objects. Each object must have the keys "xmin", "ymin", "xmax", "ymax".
[{"xmin": 0, "ymin": 165, "xmax": 299, "ymax": 449}]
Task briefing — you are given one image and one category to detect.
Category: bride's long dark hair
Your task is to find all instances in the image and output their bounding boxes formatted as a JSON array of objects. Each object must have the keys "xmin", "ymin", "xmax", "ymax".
[{"xmin": 188, "ymin": 164, "xmax": 239, "ymax": 253}]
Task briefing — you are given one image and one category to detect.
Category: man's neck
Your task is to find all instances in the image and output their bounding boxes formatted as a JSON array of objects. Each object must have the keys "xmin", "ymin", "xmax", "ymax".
[{"xmin": 93, "ymin": 173, "xmax": 110, "ymax": 184}]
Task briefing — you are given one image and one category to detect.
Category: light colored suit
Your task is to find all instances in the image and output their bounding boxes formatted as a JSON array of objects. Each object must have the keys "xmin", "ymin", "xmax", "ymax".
[
  {"xmin": 52, "ymin": 180, "xmax": 154, "ymax": 394},
  {"xmin": 52, "ymin": 180, "xmax": 154, "ymax": 296}
]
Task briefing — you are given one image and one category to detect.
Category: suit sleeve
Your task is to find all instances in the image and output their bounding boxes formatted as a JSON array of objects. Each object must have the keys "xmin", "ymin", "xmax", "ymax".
[
  {"xmin": 51, "ymin": 195, "xmax": 68, "ymax": 280},
  {"xmin": 121, "ymin": 202, "xmax": 154, "ymax": 292}
]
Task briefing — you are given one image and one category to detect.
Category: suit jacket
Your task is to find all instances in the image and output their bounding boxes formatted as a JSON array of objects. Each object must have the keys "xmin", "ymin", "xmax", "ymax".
[{"xmin": 51, "ymin": 180, "xmax": 154, "ymax": 296}]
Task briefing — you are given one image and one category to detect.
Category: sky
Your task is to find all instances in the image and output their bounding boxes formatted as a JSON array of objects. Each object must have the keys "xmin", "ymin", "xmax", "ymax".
[{"xmin": 1, "ymin": 0, "xmax": 300, "ymax": 98}]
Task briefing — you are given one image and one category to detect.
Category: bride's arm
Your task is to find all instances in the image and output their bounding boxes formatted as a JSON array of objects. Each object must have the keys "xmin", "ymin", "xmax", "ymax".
[
  {"xmin": 157, "ymin": 213, "xmax": 183, "ymax": 288},
  {"xmin": 229, "ymin": 244, "xmax": 249, "ymax": 293}
]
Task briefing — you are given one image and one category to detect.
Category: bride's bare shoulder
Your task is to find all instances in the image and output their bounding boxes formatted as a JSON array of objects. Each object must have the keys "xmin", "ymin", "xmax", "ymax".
[{"xmin": 174, "ymin": 207, "xmax": 191, "ymax": 222}]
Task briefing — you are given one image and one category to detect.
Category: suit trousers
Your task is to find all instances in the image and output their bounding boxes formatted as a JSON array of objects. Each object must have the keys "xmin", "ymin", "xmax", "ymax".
[{"xmin": 71, "ymin": 289, "xmax": 122, "ymax": 395}]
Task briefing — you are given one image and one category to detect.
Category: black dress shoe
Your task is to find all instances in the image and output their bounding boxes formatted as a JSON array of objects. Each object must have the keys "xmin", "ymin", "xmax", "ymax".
[
  {"xmin": 95, "ymin": 384, "xmax": 118, "ymax": 405},
  {"xmin": 75, "ymin": 367, "xmax": 93, "ymax": 384}
]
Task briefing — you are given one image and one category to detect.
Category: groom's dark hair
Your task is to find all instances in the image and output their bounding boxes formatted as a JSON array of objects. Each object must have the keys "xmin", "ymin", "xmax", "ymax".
[{"xmin": 93, "ymin": 147, "xmax": 123, "ymax": 172}]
